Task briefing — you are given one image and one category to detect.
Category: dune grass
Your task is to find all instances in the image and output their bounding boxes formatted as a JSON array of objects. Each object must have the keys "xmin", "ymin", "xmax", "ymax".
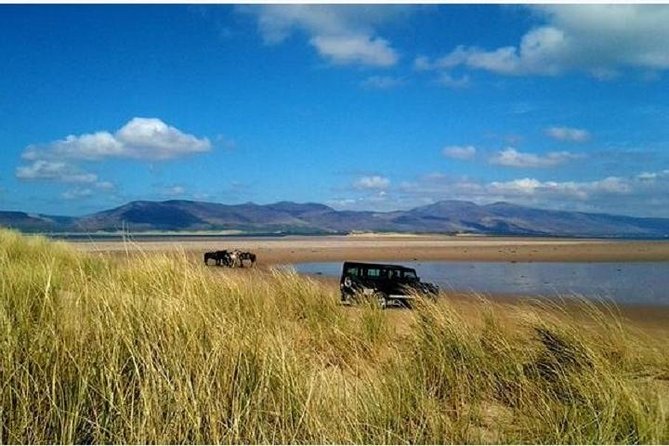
[{"xmin": 0, "ymin": 228, "xmax": 667, "ymax": 444}]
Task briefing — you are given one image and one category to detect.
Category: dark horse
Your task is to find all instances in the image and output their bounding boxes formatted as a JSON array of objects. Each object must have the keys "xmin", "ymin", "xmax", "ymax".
[{"xmin": 204, "ymin": 250, "xmax": 232, "ymax": 266}]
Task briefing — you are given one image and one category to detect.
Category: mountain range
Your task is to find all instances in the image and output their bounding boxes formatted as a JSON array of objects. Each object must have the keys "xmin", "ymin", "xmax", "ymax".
[{"xmin": 2, "ymin": 199, "xmax": 669, "ymax": 238}]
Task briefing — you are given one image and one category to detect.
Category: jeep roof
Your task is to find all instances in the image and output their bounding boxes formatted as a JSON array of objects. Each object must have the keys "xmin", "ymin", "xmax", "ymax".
[{"xmin": 342, "ymin": 261, "xmax": 416, "ymax": 272}]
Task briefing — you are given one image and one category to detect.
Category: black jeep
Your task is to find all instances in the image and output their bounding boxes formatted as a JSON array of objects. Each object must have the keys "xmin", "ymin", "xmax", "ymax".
[{"xmin": 339, "ymin": 261, "xmax": 439, "ymax": 309}]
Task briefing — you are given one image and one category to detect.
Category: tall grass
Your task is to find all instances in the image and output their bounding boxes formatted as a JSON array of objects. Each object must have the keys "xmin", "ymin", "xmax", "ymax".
[{"xmin": 0, "ymin": 229, "xmax": 667, "ymax": 443}]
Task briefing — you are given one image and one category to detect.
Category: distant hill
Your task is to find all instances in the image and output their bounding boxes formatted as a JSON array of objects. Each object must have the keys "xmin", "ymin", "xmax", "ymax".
[
  {"xmin": 2, "ymin": 199, "xmax": 669, "ymax": 238},
  {"xmin": 0, "ymin": 211, "xmax": 75, "ymax": 232}
]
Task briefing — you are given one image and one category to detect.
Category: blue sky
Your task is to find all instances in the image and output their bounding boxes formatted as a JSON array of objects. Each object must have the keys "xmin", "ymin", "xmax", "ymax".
[{"xmin": 1, "ymin": 4, "xmax": 668, "ymax": 217}]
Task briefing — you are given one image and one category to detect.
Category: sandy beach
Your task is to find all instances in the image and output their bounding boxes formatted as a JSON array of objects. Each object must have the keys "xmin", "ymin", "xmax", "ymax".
[{"xmin": 73, "ymin": 234, "xmax": 669, "ymax": 264}]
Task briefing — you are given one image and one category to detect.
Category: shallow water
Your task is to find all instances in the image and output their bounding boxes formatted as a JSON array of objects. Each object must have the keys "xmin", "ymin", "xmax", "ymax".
[{"xmin": 291, "ymin": 261, "xmax": 669, "ymax": 306}]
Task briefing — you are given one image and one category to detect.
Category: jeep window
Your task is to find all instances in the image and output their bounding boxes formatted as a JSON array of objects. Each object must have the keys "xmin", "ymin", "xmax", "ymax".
[
  {"xmin": 345, "ymin": 266, "xmax": 359, "ymax": 277},
  {"xmin": 402, "ymin": 270, "xmax": 418, "ymax": 279}
]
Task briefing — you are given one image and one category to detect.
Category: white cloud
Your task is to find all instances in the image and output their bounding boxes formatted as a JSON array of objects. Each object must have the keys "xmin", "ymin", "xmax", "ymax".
[
  {"xmin": 487, "ymin": 177, "xmax": 631, "ymax": 199},
  {"xmin": 423, "ymin": 5, "xmax": 669, "ymax": 78},
  {"xmin": 17, "ymin": 161, "xmax": 116, "ymax": 201},
  {"xmin": 413, "ymin": 55, "xmax": 472, "ymax": 87},
  {"xmin": 115, "ymin": 118, "xmax": 210, "ymax": 159},
  {"xmin": 327, "ymin": 198, "xmax": 358, "ymax": 208},
  {"xmin": 242, "ymin": 5, "xmax": 401, "ymax": 67},
  {"xmin": 354, "ymin": 175, "xmax": 390, "ymax": 190},
  {"xmin": 545, "ymin": 126, "xmax": 591, "ymax": 142},
  {"xmin": 636, "ymin": 170, "xmax": 669, "ymax": 182},
  {"xmin": 16, "ymin": 160, "xmax": 98, "ymax": 184},
  {"xmin": 333, "ymin": 168, "xmax": 669, "ymax": 216},
  {"xmin": 360, "ymin": 75, "xmax": 405, "ymax": 89},
  {"xmin": 95, "ymin": 181, "xmax": 115, "ymax": 190},
  {"xmin": 489, "ymin": 147, "xmax": 582, "ymax": 168},
  {"xmin": 436, "ymin": 72, "xmax": 470, "ymax": 89},
  {"xmin": 591, "ymin": 176, "xmax": 632, "ymax": 194},
  {"xmin": 395, "ymin": 169, "xmax": 669, "ymax": 216},
  {"xmin": 488, "ymin": 178, "xmax": 547, "ymax": 196},
  {"xmin": 23, "ymin": 132, "xmax": 124, "ymax": 161},
  {"xmin": 442, "ymin": 145, "xmax": 476, "ymax": 160},
  {"xmin": 413, "ymin": 55, "xmax": 432, "ymax": 71},
  {"xmin": 23, "ymin": 118, "xmax": 211, "ymax": 162},
  {"xmin": 310, "ymin": 35, "xmax": 397, "ymax": 67},
  {"xmin": 162, "ymin": 185, "xmax": 186, "ymax": 197},
  {"xmin": 328, "ymin": 190, "xmax": 408, "ymax": 211},
  {"xmin": 215, "ymin": 134, "xmax": 237, "ymax": 151},
  {"xmin": 16, "ymin": 118, "xmax": 210, "ymax": 188},
  {"xmin": 62, "ymin": 188, "xmax": 94, "ymax": 200}
]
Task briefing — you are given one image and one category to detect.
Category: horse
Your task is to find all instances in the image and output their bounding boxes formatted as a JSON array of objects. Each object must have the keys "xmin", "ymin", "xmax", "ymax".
[
  {"xmin": 204, "ymin": 251, "xmax": 218, "ymax": 265},
  {"xmin": 204, "ymin": 250, "xmax": 232, "ymax": 266},
  {"xmin": 238, "ymin": 251, "xmax": 257, "ymax": 267},
  {"xmin": 228, "ymin": 250, "xmax": 256, "ymax": 268},
  {"xmin": 229, "ymin": 249, "xmax": 247, "ymax": 268}
]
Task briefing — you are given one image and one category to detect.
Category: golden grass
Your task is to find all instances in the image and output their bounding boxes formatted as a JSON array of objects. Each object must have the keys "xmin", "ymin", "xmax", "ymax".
[{"xmin": 0, "ymin": 229, "xmax": 667, "ymax": 443}]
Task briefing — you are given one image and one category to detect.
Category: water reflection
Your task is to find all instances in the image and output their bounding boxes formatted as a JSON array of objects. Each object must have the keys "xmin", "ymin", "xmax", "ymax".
[{"xmin": 291, "ymin": 261, "xmax": 669, "ymax": 305}]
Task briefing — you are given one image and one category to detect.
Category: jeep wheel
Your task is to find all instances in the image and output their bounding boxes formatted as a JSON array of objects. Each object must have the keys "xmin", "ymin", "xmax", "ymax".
[{"xmin": 376, "ymin": 292, "xmax": 388, "ymax": 310}]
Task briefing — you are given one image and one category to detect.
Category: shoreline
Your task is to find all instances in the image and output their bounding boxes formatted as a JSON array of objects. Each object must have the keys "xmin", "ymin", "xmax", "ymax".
[{"xmin": 297, "ymin": 273, "xmax": 669, "ymax": 336}]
